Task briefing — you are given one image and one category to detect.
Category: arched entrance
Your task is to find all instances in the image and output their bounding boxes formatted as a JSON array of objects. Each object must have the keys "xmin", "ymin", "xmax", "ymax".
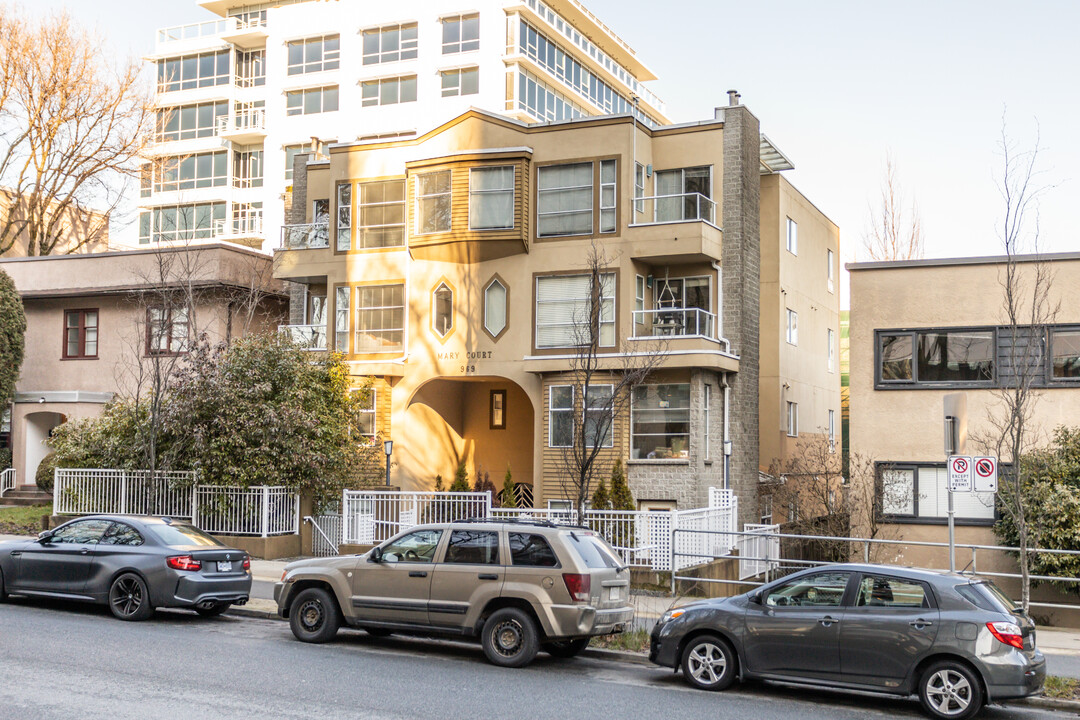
[
  {"xmin": 23, "ymin": 411, "xmax": 66, "ymax": 488},
  {"xmin": 400, "ymin": 377, "xmax": 533, "ymax": 500}
]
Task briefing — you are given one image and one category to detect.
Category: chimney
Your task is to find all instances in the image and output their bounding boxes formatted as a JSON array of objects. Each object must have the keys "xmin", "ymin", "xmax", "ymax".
[{"xmin": 727, "ymin": 89, "xmax": 740, "ymax": 106}]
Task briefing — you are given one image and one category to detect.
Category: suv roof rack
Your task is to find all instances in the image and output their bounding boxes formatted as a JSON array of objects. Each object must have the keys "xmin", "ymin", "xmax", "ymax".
[{"xmin": 454, "ymin": 517, "xmax": 592, "ymax": 531}]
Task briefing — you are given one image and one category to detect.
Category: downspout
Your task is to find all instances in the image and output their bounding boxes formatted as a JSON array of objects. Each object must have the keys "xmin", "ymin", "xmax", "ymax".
[
  {"xmin": 710, "ymin": 261, "xmax": 731, "ymax": 353},
  {"xmin": 722, "ymin": 372, "xmax": 732, "ymax": 491}
]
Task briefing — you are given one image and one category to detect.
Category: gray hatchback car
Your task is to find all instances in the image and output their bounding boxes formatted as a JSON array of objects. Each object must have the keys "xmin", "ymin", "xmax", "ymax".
[{"xmin": 650, "ymin": 564, "xmax": 1045, "ymax": 719}]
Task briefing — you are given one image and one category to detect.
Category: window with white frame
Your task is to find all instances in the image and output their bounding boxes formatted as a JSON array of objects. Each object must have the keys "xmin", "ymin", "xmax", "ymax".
[
  {"xmin": 361, "ymin": 76, "xmax": 417, "ymax": 107},
  {"xmin": 828, "ymin": 328, "xmax": 836, "ymax": 372},
  {"xmin": 599, "ymin": 159, "xmax": 616, "ymax": 233},
  {"xmin": 483, "ymin": 277, "xmax": 507, "ymax": 339},
  {"xmin": 631, "ymin": 384, "xmax": 691, "ymax": 460},
  {"xmin": 537, "ymin": 162, "xmax": 593, "ymax": 237},
  {"xmin": 356, "ymin": 389, "xmax": 376, "ymax": 444},
  {"xmin": 139, "ymin": 203, "xmax": 225, "ymax": 244},
  {"xmin": 152, "ymin": 151, "xmax": 228, "ymax": 192},
  {"xmin": 634, "ymin": 275, "xmax": 645, "ymax": 324},
  {"xmin": 416, "ymin": 171, "xmax": 451, "ymax": 235},
  {"xmin": 334, "ymin": 286, "xmax": 349, "ymax": 352},
  {"xmin": 655, "ymin": 166, "xmax": 711, "ymax": 222},
  {"xmin": 441, "ymin": 67, "xmax": 478, "ymax": 96},
  {"xmin": 155, "ymin": 101, "xmax": 227, "ymax": 142},
  {"xmin": 286, "ymin": 86, "xmax": 338, "ymax": 115},
  {"xmin": 469, "ymin": 166, "xmax": 514, "ymax": 230},
  {"xmin": 336, "ymin": 182, "xmax": 352, "ymax": 251},
  {"xmin": 583, "ymin": 385, "xmax": 613, "ymax": 449},
  {"xmin": 827, "ymin": 248, "xmax": 835, "ymax": 293},
  {"xmin": 355, "ymin": 284, "xmax": 404, "ymax": 353},
  {"xmin": 786, "ymin": 401, "xmax": 798, "ymax": 437},
  {"xmin": 548, "ymin": 385, "xmax": 573, "ymax": 447},
  {"xmin": 760, "ymin": 494, "xmax": 773, "ymax": 525},
  {"xmin": 362, "ymin": 23, "xmax": 417, "ymax": 65},
  {"xmin": 828, "ymin": 409, "xmax": 836, "ymax": 451},
  {"xmin": 786, "ymin": 217, "xmax": 798, "ymax": 254},
  {"xmin": 358, "ymin": 180, "xmax": 405, "ymax": 248},
  {"xmin": 535, "ymin": 273, "xmax": 614, "ymax": 349},
  {"xmin": 634, "ymin": 162, "xmax": 645, "ymax": 214},
  {"xmin": 881, "ymin": 465, "xmax": 995, "ymax": 521},
  {"xmin": 442, "ymin": 14, "xmax": 479, "ymax": 54},
  {"xmin": 786, "ymin": 309, "xmax": 798, "ymax": 345},
  {"xmin": 157, "ymin": 50, "xmax": 230, "ymax": 93},
  {"xmin": 287, "ymin": 35, "xmax": 340, "ymax": 75}
]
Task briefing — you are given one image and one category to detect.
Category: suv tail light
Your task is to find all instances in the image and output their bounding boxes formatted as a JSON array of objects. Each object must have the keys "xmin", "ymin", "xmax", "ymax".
[
  {"xmin": 563, "ymin": 573, "xmax": 591, "ymax": 602},
  {"xmin": 166, "ymin": 555, "xmax": 202, "ymax": 572},
  {"xmin": 987, "ymin": 621, "xmax": 1024, "ymax": 649},
  {"xmin": 243, "ymin": 555, "xmax": 251, "ymax": 571}
]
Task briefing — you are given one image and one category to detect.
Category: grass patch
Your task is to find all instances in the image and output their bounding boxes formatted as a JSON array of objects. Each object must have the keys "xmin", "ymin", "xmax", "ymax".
[
  {"xmin": 1043, "ymin": 675, "xmax": 1080, "ymax": 700},
  {"xmin": 0, "ymin": 504, "xmax": 51, "ymax": 535},
  {"xmin": 590, "ymin": 628, "xmax": 650, "ymax": 654}
]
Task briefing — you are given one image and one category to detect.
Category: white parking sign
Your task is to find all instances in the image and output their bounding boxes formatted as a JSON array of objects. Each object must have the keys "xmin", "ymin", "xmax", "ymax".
[
  {"xmin": 948, "ymin": 456, "xmax": 973, "ymax": 492},
  {"xmin": 973, "ymin": 456, "xmax": 998, "ymax": 493}
]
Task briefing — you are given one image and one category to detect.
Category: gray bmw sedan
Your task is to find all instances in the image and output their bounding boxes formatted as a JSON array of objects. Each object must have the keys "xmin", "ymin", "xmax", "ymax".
[
  {"xmin": 650, "ymin": 564, "xmax": 1045, "ymax": 719},
  {"xmin": 0, "ymin": 515, "xmax": 251, "ymax": 620}
]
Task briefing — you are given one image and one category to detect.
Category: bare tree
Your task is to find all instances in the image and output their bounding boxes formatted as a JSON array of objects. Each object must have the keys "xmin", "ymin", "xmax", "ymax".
[
  {"xmin": 0, "ymin": 6, "xmax": 151, "ymax": 255},
  {"xmin": 862, "ymin": 153, "xmax": 924, "ymax": 261},
  {"xmin": 979, "ymin": 118, "xmax": 1058, "ymax": 612},
  {"xmin": 555, "ymin": 243, "xmax": 667, "ymax": 517}
]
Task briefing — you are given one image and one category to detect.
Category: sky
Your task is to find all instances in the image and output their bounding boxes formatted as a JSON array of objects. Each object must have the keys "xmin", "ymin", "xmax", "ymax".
[{"xmin": 26, "ymin": 0, "xmax": 1080, "ymax": 304}]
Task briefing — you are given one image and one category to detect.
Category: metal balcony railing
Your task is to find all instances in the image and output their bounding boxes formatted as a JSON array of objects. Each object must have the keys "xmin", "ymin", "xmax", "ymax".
[
  {"xmin": 211, "ymin": 212, "xmax": 264, "ymax": 238},
  {"xmin": 215, "ymin": 108, "xmax": 267, "ymax": 135},
  {"xmin": 280, "ymin": 222, "xmax": 329, "ymax": 249},
  {"xmin": 280, "ymin": 324, "xmax": 327, "ymax": 350},
  {"xmin": 632, "ymin": 307, "xmax": 716, "ymax": 339},
  {"xmin": 629, "ymin": 192, "xmax": 717, "ymax": 226}
]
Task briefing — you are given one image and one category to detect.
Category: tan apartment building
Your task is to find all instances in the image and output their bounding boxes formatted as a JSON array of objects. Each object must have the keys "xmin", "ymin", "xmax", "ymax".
[
  {"xmin": 1, "ymin": 243, "xmax": 287, "ymax": 489},
  {"xmin": 275, "ymin": 97, "xmax": 839, "ymax": 526},
  {"xmin": 0, "ymin": 189, "xmax": 109, "ymax": 257},
  {"xmin": 849, "ymin": 253, "xmax": 1080, "ymax": 607}
]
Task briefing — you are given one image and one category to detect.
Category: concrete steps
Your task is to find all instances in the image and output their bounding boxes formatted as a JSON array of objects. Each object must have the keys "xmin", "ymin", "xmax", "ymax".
[{"xmin": 0, "ymin": 487, "xmax": 53, "ymax": 506}]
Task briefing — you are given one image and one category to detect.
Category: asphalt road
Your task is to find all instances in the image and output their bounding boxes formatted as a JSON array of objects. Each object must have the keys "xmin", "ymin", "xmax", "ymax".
[{"xmin": 0, "ymin": 597, "xmax": 1069, "ymax": 720}]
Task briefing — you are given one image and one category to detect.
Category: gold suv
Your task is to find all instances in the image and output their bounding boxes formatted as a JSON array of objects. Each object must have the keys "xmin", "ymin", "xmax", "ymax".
[{"xmin": 274, "ymin": 519, "xmax": 634, "ymax": 667}]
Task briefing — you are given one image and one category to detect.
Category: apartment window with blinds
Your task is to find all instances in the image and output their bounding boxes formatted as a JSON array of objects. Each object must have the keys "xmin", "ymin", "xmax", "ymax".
[
  {"xmin": 442, "ymin": 14, "xmax": 479, "ymax": 54},
  {"xmin": 358, "ymin": 180, "xmax": 405, "ymax": 249},
  {"xmin": 535, "ymin": 273, "xmax": 614, "ymax": 349},
  {"xmin": 63, "ymin": 310, "xmax": 98, "ymax": 359},
  {"xmin": 416, "ymin": 171, "xmax": 451, "ymax": 235},
  {"xmin": 655, "ymin": 166, "xmax": 711, "ymax": 222},
  {"xmin": 538, "ymin": 162, "xmax": 592, "ymax": 237},
  {"xmin": 469, "ymin": 166, "xmax": 514, "ymax": 230},
  {"xmin": 336, "ymin": 183, "xmax": 352, "ymax": 251},
  {"xmin": 287, "ymin": 35, "xmax": 340, "ymax": 75},
  {"xmin": 548, "ymin": 385, "xmax": 573, "ymax": 447},
  {"xmin": 286, "ymin": 86, "xmax": 338, "ymax": 115},
  {"xmin": 584, "ymin": 385, "xmax": 614, "ymax": 449},
  {"xmin": 361, "ymin": 76, "xmax": 417, "ymax": 106},
  {"xmin": 355, "ymin": 284, "xmax": 404, "ymax": 353},
  {"xmin": 362, "ymin": 23, "xmax": 418, "ymax": 65}
]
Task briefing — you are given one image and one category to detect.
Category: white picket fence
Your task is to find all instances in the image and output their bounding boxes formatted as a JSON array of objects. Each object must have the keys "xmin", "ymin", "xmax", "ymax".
[
  {"xmin": 308, "ymin": 513, "xmax": 343, "ymax": 557},
  {"xmin": 53, "ymin": 469, "xmax": 299, "ymax": 537},
  {"xmin": 0, "ymin": 468, "xmax": 15, "ymax": 497},
  {"xmin": 341, "ymin": 487, "xmax": 740, "ymax": 572},
  {"xmin": 736, "ymin": 523, "xmax": 782, "ymax": 580}
]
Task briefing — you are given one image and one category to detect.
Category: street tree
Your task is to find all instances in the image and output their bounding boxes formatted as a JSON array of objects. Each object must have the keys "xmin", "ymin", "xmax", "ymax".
[
  {"xmin": 555, "ymin": 242, "xmax": 666, "ymax": 517},
  {"xmin": 0, "ymin": 6, "xmax": 151, "ymax": 255},
  {"xmin": 861, "ymin": 153, "xmax": 924, "ymax": 262},
  {"xmin": 0, "ymin": 267, "xmax": 25, "ymax": 407}
]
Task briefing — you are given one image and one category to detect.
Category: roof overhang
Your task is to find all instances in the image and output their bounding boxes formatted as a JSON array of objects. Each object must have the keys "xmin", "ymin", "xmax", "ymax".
[{"xmin": 760, "ymin": 134, "xmax": 795, "ymax": 174}]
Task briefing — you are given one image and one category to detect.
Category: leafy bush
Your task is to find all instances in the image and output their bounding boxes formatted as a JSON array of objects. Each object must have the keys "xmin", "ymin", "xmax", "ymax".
[
  {"xmin": 0, "ymin": 446, "xmax": 11, "ymax": 470},
  {"xmin": 36, "ymin": 452, "xmax": 57, "ymax": 493},
  {"xmin": 449, "ymin": 461, "xmax": 470, "ymax": 492},
  {"xmin": 0, "ymin": 268, "xmax": 26, "ymax": 406}
]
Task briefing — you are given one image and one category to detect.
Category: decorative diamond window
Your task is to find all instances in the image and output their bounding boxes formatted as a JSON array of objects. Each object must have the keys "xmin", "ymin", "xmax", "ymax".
[{"xmin": 433, "ymin": 282, "xmax": 453, "ymax": 339}]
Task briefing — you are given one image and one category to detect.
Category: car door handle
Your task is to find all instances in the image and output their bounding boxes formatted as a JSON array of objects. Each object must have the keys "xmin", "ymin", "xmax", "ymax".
[
  {"xmin": 9, "ymin": 551, "xmax": 21, "ymax": 557},
  {"xmin": 80, "ymin": 548, "xmax": 90, "ymax": 555},
  {"xmin": 910, "ymin": 619, "xmax": 934, "ymax": 629},
  {"xmin": 408, "ymin": 571, "xmax": 428, "ymax": 578},
  {"xmin": 819, "ymin": 616, "xmax": 840, "ymax": 627},
  {"xmin": 478, "ymin": 573, "xmax": 499, "ymax": 580}
]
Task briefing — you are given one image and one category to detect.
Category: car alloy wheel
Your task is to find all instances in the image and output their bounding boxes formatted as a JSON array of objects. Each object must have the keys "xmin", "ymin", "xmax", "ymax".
[
  {"xmin": 919, "ymin": 660, "xmax": 983, "ymax": 720},
  {"xmin": 108, "ymin": 573, "xmax": 154, "ymax": 621},
  {"xmin": 680, "ymin": 635, "xmax": 736, "ymax": 691},
  {"xmin": 481, "ymin": 607, "xmax": 539, "ymax": 668},
  {"xmin": 289, "ymin": 587, "xmax": 340, "ymax": 644}
]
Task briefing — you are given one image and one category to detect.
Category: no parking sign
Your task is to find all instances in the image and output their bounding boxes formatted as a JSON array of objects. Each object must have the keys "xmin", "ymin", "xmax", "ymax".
[
  {"xmin": 948, "ymin": 456, "xmax": 972, "ymax": 492},
  {"xmin": 973, "ymin": 456, "xmax": 998, "ymax": 493}
]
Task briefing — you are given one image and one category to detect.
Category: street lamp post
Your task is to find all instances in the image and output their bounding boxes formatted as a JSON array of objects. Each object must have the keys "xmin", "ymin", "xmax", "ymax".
[{"xmin": 384, "ymin": 440, "xmax": 393, "ymax": 487}]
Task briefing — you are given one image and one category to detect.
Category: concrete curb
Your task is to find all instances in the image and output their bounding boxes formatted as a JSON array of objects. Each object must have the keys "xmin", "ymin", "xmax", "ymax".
[
  {"xmin": 1008, "ymin": 695, "xmax": 1080, "ymax": 712},
  {"xmin": 226, "ymin": 605, "xmax": 282, "ymax": 622}
]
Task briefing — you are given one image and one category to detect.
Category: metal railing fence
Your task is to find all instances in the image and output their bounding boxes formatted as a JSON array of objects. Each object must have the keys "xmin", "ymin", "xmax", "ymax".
[
  {"xmin": 194, "ymin": 486, "xmax": 299, "ymax": 537},
  {"xmin": 307, "ymin": 514, "xmax": 342, "ymax": 557}
]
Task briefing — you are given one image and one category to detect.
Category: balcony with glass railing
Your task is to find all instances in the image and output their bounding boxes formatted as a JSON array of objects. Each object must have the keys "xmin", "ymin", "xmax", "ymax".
[
  {"xmin": 215, "ymin": 107, "xmax": 267, "ymax": 144},
  {"xmin": 156, "ymin": 16, "xmax": 267, "ymax": 52},
  {"xmin": 629, "ymin": 193, "xmax": 716, "ymax": 227},
  {"xmin": 280, "ymin": 324, "xmax": 327, "ymax": 350},
  {"xmin": 632, "ymin": 308, "xmax": 717, "ymax": 340},
  {"xmin": 280, "ymin": 222, "xmax": 329, "ymax": 250},
  {"xmin": 212, "ymin": 210, "xmax": 263, "ymax": 241}
]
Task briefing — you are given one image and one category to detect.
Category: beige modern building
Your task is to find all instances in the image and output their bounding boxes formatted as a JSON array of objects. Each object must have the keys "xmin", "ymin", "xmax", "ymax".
[
  {"xmin": 1, "ymin": 243, "xmax": 287, "ymax": 489},
  {"xmin": 275, "ymin": 96, "xmax": 838, "ymax": 526},
  {"xmin": 0, "ymin": 190, "xmax": 109, "ymax": 257},
  {"xmin": 849, "ymin": 253, "xmax": 1080, "ymax": 583}
]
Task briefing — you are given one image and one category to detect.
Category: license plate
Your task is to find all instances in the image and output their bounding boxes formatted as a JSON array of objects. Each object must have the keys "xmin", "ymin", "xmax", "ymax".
[
  {"xmin": 609, "ymin": 587, "xmax": 622, "ymax": 601},
  {"xmin": 217, "ymin": 561, "xmax": 232, "ymax": 573}
]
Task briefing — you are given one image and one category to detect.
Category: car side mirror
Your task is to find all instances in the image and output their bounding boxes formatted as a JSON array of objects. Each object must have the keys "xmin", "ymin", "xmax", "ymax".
[
  {"xmin": 369, "ymin": 547, "xmax": 383, "ymax": 563},
  {"xmin": 750, "ymin": 590, "xmax": 763, "ymax": 605},
  {"xmin": 37, "ymin": 530, "xmax": 54, "ymax": 543}
]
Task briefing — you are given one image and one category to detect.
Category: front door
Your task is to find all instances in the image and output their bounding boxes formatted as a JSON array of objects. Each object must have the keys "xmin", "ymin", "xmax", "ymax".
[
  {"xmin": 16, "ymin": 518, "xmax": 112, "ymax": 594},
  {"xmin": 839, "ymin": 573, "xmax": 940, "ymax": 687},
  {"xmin": 743, "ymin": 570, "xmax": 852, "ymax": 679},
  {"xmin": 350, "ymin": 528, "xmax": 443, "ymax": 626},
  {"xmin": 428, "ymin": 528, "xmax": 503, "ymax": 629}
]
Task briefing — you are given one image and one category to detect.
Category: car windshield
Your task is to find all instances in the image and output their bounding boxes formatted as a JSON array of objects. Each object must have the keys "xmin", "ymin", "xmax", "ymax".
[{"xmin": 148, "ymin": 523, "xmax": 225, "ymax": 547}]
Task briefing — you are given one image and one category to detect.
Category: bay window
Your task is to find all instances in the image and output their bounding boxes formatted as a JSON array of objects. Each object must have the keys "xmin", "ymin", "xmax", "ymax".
[
  {"xmin": 355, "ymin": 284, "xmax": 404, "ymax": 353},
  {"xmin": 469, "ymin": 166, "xmax": 514, "ymax": 230}
]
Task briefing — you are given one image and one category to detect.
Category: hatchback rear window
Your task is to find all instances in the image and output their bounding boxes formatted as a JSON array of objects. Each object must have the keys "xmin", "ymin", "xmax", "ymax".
[
  {"xmin": 957, "ymin": 581, "xmax": 1018, "ymax": 613},
  {"xmin": 148, "ymin": 523, "xmax": 225, "ymax": 547},
  {"xmin": 566, "ymin": 532, "xmax": 621, "ymax": 569}
]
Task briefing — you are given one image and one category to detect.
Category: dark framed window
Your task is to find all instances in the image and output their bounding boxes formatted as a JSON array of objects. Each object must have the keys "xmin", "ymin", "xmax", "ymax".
[
  {"xmin": 147, "ymin": 306, "xmax": 189, "ymax": 355},
  {"xmin": 878, "ymin": 463, "xmax": 996, "ymax": 523},
  {"xmin": 1050, "ymin": 327, "xmax": 1080, "ymax": 381},
  {"xmin": 490, "ymin": 390, "xmax": 506, "ymax": 430},
  {"xmin": 63, "ymin": 309, "xmax": 98, "ymax": 359},
  {"xmin": 876, "ymin": 329, "xmax": 995, "ymax": 387}
]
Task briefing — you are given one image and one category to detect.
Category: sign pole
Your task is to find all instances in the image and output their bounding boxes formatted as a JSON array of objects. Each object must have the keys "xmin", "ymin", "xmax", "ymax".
[{"xmin": 947, "ymin": 475, "xmax": 956, "ymax": 572}]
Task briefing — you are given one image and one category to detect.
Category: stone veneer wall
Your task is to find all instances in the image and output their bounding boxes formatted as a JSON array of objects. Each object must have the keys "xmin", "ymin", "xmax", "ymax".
[{"xmin": 286, "ymin": 153, "xmax": 311, "ymax": 326}]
